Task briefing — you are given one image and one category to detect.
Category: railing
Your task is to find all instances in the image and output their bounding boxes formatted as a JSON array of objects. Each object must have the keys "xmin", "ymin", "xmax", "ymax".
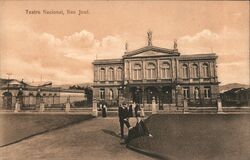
[{"xmin": 0, "ymin": 95, "xmax": 92, "ymax": 112}]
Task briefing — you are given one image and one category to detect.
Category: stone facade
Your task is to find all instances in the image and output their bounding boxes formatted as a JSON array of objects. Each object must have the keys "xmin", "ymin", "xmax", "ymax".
[{"xmin": 93, "ymin": 37, "xmax": 219, "ymax": 109}]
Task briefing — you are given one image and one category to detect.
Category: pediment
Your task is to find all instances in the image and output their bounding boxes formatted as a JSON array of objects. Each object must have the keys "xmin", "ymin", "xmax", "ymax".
[
  {"xmin": 123, "ymin": 46, "xmax": 180, "ymax": 58},
  {"xmin": 130, "ymin": 50, "xmax": 170, "ymax": 57}
]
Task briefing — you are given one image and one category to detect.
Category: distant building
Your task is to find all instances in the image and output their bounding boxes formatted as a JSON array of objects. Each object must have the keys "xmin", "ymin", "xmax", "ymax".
[
  {"xmin": 221, "ymin": 88, "xmax": 250, "ymax": 107},
  {"xmin": 92, "ymin": 32, "xmax": 220, "ymax": 109},
  {"xmin": 0, "ymin": 79, "xmax": 86, "ymax": 110}
]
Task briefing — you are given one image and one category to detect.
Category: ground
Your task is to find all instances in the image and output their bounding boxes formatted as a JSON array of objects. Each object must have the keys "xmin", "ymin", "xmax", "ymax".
[
  {"xmin": 0, "ymin": 113, "xmax": 93, "ymax": 147},
  {"xmin": 129, "ymin": 114, "xmax": 250, "ymax": 160},
  {"xmin": 0, "ymin": 115, "xmax": 154, "ymax": 160},
  {"xmin": 1, "ymin": 113, "xmax": 250, "ymax": 160}
]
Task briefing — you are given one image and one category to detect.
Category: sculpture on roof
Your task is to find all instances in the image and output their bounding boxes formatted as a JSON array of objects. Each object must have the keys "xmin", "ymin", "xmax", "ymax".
[
  {"xmin": 125, "ymin": 42, "xmax": 128, "ymax": 52},
  {"xmin": 147, "ymin": 30, "xmax": 152, "ymax": 46},
  {"xmin": 174, "ymin": 39, "xmax": 178, "ymax": 50}
]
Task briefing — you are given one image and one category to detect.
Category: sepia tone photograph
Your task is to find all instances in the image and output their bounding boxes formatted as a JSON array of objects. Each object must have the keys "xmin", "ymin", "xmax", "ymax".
[{"xmin": 0, "ymin": 1, "xmax": 249, "ymax": 160}]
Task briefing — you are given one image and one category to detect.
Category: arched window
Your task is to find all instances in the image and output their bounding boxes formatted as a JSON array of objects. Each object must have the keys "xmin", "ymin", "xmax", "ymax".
[
  {"xmin": 161, "ymin": 62, "xmax": 170, "ymax": 79},
  {"xmin": 147, "ymin": 63, "xmax": 156, "ymax": 79},
  {"xmin": 191, "ymin": 64, "xmax": 199, "ymax": 78},
  {"xmin": 133, "ymin": 64, "xmax": 142, "ymax": 80},
  {"xmin": 99, "ymin": 68, "xmax": 105, "ymax": 81},
  {"xmin": 202, "ymin": 63, "xmax": 209, "ymax": 78},
  {"xmin": 182, "ymin": 64, "xmax": 188, "ymax": 78},
  {"xmin": 117, "ymin": 67, "xmax": 122, "ymax": 80},
  {"xmin": 108, "ymin": 68, "xmax": 114, "ymax": 81}
]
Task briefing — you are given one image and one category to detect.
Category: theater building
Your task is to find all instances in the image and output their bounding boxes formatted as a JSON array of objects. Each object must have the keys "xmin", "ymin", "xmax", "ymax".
[{"xmin": 92, "ymin": 31, "xmax": 220, "ymax": 110}]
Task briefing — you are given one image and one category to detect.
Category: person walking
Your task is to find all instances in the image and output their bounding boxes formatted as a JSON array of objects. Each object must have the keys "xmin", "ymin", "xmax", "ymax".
[
  {"xmin": 102, "ymin": 104, "xmax": 107, "ymax": 117},
  {"xmin": 118, "ymin": 102, "xmax": 131, "ymax": 143}
]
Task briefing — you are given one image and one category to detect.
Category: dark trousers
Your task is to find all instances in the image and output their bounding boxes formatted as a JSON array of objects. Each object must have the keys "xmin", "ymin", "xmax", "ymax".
[{"xmin": 119, "ymin": 119, "xmax": 130, "ymax": 138}]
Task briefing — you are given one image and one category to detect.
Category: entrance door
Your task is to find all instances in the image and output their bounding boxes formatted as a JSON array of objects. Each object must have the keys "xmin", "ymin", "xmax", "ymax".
[
  {"xmin": 145, "ymin": 87, "xmax": 159, "ymax": 104},
  {"xmin": 162, "ymin": 87, "xmax": 172, "ymax": 104},
  {"xmin": 130, "ymin": 87, "xmax": 142, "ymax": 104}
]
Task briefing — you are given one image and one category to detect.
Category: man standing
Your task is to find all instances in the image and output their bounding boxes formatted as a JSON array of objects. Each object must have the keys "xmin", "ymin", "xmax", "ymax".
[{"xmin": 118, "ymin": 102, "xmax": 131, "ymax": 142}]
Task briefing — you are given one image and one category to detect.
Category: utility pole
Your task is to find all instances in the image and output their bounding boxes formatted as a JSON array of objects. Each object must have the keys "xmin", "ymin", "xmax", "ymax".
[{"xmin": 6, "ymin": 73, "xmax": 12, "ymax": 92}]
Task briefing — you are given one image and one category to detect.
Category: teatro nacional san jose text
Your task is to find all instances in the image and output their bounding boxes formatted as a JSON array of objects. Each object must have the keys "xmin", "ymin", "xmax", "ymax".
[{"xmin": 25, "ymin": 9, "xmax": 89, "ymax": 15}]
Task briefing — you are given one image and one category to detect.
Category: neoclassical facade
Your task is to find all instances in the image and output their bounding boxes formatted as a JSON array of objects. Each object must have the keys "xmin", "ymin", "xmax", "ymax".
[{"xmin": 92, "ymin": 33, "xmax": 219, "ymax": 109}]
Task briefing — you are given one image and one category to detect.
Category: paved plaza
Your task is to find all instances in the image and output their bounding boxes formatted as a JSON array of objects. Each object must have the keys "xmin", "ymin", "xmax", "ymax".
[{"xmin": 0, "ymin": 117, "xmax": 154, "ymax": 160}]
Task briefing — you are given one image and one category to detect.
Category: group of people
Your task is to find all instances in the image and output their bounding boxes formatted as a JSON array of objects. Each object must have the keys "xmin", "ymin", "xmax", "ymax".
[
  {"xmin": 118, "ymin": 102, "xmax": 152, "ymax": 144},
  {"xmin": 98, "ymin": 103, "xmax": 108, "ymax": 117}
]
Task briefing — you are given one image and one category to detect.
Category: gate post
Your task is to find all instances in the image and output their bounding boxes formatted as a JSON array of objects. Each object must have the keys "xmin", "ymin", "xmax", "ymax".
[
  {"xmin": 152, "ymin": 97, "xmax": 157, "ymax": 114},
  {"xmin": 39, "ymin": 100, "xmax": 45, "ymax": 112},
  {"xmin": 217, "ymin": 98, "xmax": 223, "ymax": 113},
  {"xmin": 65, "ymin": 97, "xmax": 71, "ymax": 112},
  {"xmin": 92, "ymin": 98, "xmax": 98, "ymax": 117},
  {"xmin": 14, "ymin": 99, "xmax": 20, "ymax": 113},
  {"xmin": 183, "ymin": 99, "xmax": 188, "ymax": 114}
]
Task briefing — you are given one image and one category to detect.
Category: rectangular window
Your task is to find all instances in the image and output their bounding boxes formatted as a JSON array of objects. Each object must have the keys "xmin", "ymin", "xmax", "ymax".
[
  {"xmin": 183, "ymin": 87, "xmax": 189, "ymax": 99},
  {"xmin": 100, "ymin": 89, "xmax": 105, "ymax": 99},
  {"xmin": 204, "ymin": 87, "xmax": 211, "ymax": 98}
]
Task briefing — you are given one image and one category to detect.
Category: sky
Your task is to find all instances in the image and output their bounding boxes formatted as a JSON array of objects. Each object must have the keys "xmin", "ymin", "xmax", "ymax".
[{"xmin": 0, "ymin": 1, "xmax": 249, "ymax": 85}]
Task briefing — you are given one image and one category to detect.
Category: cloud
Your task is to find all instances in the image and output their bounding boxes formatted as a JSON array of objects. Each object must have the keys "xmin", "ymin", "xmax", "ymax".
[
  {"xmin": 0, "ymin": 22, "xmax": 124, "ymax": 84},
  {"xmin": 180, "ymin": 29, "xmax": 219, "ymax": 43},
  {"xmin": 178, "ymin": 27, "xmax": 249, "ymax": 85}
]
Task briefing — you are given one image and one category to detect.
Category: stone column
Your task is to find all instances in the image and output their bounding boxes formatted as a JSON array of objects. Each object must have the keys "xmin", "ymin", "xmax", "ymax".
[
  {"xmin": 152, "ymin": 97, "xmax": 157, "ymax": 114},
  {"xmin": 176, "ymin": 85, "xmax": 183, "ymax": 107},
  {"xmin": 142, "ymin": 87, "xmax": 147, "ymax": 109},
  {"xmin": 217, "ymin": 98, "xmax": 223, "ymax": 113},
  {"xmin": 92, "ymin": 98, "xmax": 98, "ymax": 117}
]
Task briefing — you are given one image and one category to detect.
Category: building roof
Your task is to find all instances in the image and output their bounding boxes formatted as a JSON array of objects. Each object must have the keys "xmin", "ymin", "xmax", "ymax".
[
  {"xmin": 179, "ymin": 53, "xmax": 217, "ymax": 60},
  {"xmin": 222, "ymin": 88, "xmax": 249, "ymax": 94},
  {"xmin": 92, "ymin": 58, "xmax": 123, "ymax": 65},
  {"xmin": 0, "ymin": 78, "xmax": 54, "ymax": 90}
]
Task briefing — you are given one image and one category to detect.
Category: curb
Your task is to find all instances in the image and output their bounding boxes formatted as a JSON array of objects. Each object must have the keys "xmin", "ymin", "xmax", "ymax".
[{"xmin": 126, "ymin": 143, "xmax": 171, "ymax": 160}]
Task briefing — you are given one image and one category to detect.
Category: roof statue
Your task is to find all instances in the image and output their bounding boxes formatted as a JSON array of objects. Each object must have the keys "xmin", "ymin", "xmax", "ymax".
[
  {"xmin": 125, "ymin": 42, "xmax": 128, "ymax": 52},
  {"xmin": 147, "ymin": 30, "xmax": 152, "ymax": 46},
  {"xmin": 174, "ymin": 39, "xmax": 178, "ymax": 50}
]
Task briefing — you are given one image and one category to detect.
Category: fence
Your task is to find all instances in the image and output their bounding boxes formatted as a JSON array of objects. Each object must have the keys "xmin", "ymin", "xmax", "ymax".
[{"xmin": 0, "ymin": 95, "xmax": 91, "ymax": 111}]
